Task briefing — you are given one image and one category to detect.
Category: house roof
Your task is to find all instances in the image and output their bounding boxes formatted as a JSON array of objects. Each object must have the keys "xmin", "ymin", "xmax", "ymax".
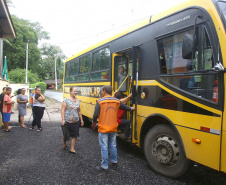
[
  {"xmin": 0, "ymin": 0, "xmax": 16, "ymax": 38},
  {"xmin": 44, "ymin": 79, "xmax": 63, "ymax": 84}
]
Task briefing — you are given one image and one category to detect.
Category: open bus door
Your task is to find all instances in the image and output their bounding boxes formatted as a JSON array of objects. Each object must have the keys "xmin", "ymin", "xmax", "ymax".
[
  {"xmin": 112, "ymin": 52, "xmax": 135, "ymax": 143},
  {"xmin": 112, "ymin": 53, "xmax": 130, "ymax": 94},
  {"xmin": 131, "ymin": 46, "xmax": 139, "ymax": 144},
  {"xmin": 112, "ymin": 47, "xmax": 139, "ymax": 144}
]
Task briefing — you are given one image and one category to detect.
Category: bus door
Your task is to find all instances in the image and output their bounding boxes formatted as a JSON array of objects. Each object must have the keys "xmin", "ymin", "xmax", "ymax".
[
  {"xmin": 112, "ymin": 53, "xmax": 134, "ymax": 141},
  {"xmin": 112, "ymin": 53, "xmax": 129, "ymax": 94},
  {"xmin": 131, "ymin": 46, "xmax": 139, "ymax": 144}
]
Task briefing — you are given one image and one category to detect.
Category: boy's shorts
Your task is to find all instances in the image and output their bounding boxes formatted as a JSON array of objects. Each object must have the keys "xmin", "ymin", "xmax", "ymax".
[{"xmin": 3, "ymin": 113, "xmax": 11, "ymax": 122}]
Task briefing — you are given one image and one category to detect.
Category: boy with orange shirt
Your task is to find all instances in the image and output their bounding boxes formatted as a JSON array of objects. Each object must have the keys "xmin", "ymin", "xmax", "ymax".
[{"xmin": 3, "ymin": 87, "xmax": 15, "ymax": 132}]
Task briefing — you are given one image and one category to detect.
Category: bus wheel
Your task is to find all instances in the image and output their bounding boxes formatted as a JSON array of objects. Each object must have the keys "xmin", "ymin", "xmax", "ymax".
[{"xmin": 144, "ymin": 124, "xmax": 190, "ymax": 178}]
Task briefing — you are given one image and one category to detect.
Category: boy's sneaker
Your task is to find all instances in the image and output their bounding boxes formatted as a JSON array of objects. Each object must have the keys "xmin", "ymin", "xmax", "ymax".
[
  {"xmin": 29, "ymin": 127, "xmax": 34, "ymax": 130},
  {"xmin": 112, "ymin": 163, "xmax": 117, "ymax": 170},
  {"xmin": 37, "ymin": 128, "xmax": 42, "ymax": 132},
  {"xmin": 95, "ymin": 166, "xmax": 108, "ymax": 173}
]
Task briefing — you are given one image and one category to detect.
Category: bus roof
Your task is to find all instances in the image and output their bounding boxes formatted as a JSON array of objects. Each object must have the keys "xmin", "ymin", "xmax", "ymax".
[
  {"xmin": 65, "ymin": 17, "xmax": 150, "ymax": 62},
  {"xmin": 65, "ymin": 0, "xmax": 214, "ymax": 63}
]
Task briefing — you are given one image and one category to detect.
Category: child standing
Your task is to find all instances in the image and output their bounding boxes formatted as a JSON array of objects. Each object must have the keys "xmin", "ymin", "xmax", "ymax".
[{"xmin": 3, "ymin": 87, "xmax": 14, "ymax": 132}]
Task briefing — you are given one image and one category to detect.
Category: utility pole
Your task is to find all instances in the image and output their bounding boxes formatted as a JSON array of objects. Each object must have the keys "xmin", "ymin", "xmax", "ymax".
[
  {"xmin": 25, "ymin": 40, "xmax": 29, "ymax": 83},
  {"xmin": 55, "ymin": 57, "xmax": 57, "ymax": 90}
]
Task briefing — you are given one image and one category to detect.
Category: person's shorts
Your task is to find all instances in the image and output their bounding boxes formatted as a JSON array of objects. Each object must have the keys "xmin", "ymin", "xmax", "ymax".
[{"xmin": 3, "ymin": 113, "xmax": 11, "ymax": 122}]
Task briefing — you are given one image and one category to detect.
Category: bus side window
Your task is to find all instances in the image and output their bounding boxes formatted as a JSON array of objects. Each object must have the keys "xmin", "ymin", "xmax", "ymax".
[
  {"xmin": 69, "ymin": 60, "xmax": 78, "ymax": 82},
  {"xmin": 78, "ymin": 54, "xmax": 91, "ymax": 82},
  {"xmin": 64, "ymin": 63, "xmax": 69, "ymax": 83},
  {"xmin": 91, "ymin": 47, "xmax": 110, "ymax": 81},
  {"xmin": 158, "ymin": 45, "xmax": 167, "ymax": 74},
  {"xmin": 158, "ymin": 26, "xmax": 218, "ymax": 103}
]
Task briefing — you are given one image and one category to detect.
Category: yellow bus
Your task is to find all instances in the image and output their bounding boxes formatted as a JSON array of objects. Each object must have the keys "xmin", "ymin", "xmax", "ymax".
[{"xmin": 63, "ymin": 0, "xmax": 226, "ymax": 178}]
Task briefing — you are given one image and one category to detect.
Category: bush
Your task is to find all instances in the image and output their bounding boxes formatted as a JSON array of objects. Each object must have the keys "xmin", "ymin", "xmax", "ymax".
[
  {"xmin": 30, "ymin": 82, "xmax": 47, "ymax": 94},
  {"xmin": 9, "ymin": 68, "xmax": 39, "ymax": 84}
]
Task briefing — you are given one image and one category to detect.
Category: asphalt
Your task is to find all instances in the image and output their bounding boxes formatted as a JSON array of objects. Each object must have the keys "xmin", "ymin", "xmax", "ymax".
[
  {"xmin": 44, "ymin": 90, "xmax": 63, "ymax": 102},
  {"xmin": 0, "ymin": 100, "xmax": 226, "ymax": 184}
]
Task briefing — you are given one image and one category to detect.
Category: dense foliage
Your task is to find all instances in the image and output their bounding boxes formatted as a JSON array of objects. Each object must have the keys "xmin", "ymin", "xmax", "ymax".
[
  {"xmin": 30, "ymin": 82, "xmax": 47, "ymax": 94},
  {"xmin": 3, "ymin": 16, "xmax": 48, "ymax": 77},
  {"xmin": 8, "ymin": 68, "xmax": 39, "ymax": 84},
  {"xmin": 3, "ymin": 14, "xmax": 65, "ymax": 84},
  {"xmin": 40, "ymin": 43, "xmax": 66, "ymax": 79}
]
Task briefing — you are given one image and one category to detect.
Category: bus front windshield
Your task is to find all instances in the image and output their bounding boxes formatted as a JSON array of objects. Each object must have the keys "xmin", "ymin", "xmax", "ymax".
[{"xmin": 218, "ymin": 1, "xmax": 226, "ymax": 21}]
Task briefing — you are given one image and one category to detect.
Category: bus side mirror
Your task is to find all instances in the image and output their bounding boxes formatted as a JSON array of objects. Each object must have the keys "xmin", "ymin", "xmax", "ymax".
[{"xmin": 182, "ymin": 34, "xmax": 195, "ymax": 59}]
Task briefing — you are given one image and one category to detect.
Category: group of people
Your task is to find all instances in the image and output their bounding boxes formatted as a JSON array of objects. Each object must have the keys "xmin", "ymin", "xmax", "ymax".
[
  {"xmin": 61, "ymin": 85, "xmax": 134, "ymax": 173},
  {"xmin": 1, "ymin": 84, "xmax": 133, "ymax": 173},
  {"xmin": 0, "ymin": 86, "xmax": 46, "ymax": 132}
]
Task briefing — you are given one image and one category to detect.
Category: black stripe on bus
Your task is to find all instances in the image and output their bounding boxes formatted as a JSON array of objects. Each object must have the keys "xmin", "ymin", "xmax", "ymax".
[{"xmin": 137, "ymin": 85, "xmax": 221, "ymax": 117}]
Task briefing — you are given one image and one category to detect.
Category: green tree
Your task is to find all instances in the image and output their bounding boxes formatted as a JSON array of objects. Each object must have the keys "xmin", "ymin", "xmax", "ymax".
[
  {"xmin": 9, "ymin": 68, "xmax": 39, "ymax": 84},
  {"xmin": 5, "ymin": 0, "xmax": 13, "ymax": 7},
  {"xmin": 3, "ymin": 15, "xmax": 66, "ymax": 81},
  {"xmin": 40, "ymin": 43, "xmax": 66, "ymax": 79},
  {"xmin": 3, "ymin": 15, "xmax": 50, "ymax": 78},
  {"xmin": 30, "ymin": 82, "xmax": 47, "ymax": 94}
]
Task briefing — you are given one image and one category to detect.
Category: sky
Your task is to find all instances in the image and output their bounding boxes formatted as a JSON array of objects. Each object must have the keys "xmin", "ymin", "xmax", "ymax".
[{"xmin": 9, "ymin": 0, "xmax": 188, "ymax": 59}]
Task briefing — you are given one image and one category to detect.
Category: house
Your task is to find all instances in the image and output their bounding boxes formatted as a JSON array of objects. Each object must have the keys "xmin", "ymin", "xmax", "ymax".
[
  {"xmin": 0, "ymin": 0, "xmax": 16, "ymax": 127},
  {"xmin": 44, "ymin": 79, "xmax": 63, "ymax": 89}
]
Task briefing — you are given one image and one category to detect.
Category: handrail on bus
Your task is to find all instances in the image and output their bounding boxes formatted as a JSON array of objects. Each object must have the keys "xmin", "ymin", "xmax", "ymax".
[{"xmin": 116, "ymin": 75, "xmax": 129, "ymax": 92}]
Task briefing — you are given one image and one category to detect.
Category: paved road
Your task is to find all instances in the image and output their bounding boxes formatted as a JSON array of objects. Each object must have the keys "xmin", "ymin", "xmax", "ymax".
[
  {"xmin": 1, "ymin": 119, "xmax": 226, "ymax": 184},
  {"xmin": 44, "ymin": 90, "xmax": 63, "ymax": 102}
]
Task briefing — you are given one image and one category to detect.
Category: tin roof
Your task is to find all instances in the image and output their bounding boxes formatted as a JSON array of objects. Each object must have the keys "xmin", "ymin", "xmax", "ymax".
[
  {"xmin": 44, "ymin": 79, "xmax": 63, "ymax": 85},
  {"xmin": 0, "ymin": 0, "xmax": 16, "ymax": 38}
]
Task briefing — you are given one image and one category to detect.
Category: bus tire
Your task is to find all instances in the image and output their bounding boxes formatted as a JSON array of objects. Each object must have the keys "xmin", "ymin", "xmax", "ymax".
[{"xmin": 144, "ymin": 124, "xmax": 190, "ymax": 178}]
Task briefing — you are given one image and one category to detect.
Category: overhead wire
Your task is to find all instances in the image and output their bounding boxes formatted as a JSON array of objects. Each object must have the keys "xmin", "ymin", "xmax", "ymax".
[{"xmin": 50, "ymin": 15, "xmax": 151, "ymax": 46}]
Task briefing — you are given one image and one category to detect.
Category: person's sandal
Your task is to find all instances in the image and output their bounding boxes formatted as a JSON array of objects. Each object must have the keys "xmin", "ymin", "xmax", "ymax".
[
  {"xmin": 63, "ymin": 146, "xmax": 68, "ymax": 150},
  {"xmin": 4, "ymin": 129, "xmax": 11, "ymax": 132},
  {"xmin": 69, "ymin": 150, "xmax": 77, "ymax": 154}
]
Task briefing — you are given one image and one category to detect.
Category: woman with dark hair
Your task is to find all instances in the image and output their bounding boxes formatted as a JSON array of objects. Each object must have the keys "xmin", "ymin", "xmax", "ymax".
[
  {"xmin": 30, "ymin": 87, "xmax": 45, "ymax": 131},
  {"xmin": 17, "ymin": 88, "xmax": 28, "ymax": 128},
  {"xmin": 61, "ymin": 87, "xmax": 84, "ymax": 154}
]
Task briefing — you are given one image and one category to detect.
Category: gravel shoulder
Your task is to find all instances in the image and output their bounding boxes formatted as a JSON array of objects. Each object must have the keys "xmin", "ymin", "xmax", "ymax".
[{"xmin": 0, "ymin": 97, "xmax": 226, "ymax": 185}]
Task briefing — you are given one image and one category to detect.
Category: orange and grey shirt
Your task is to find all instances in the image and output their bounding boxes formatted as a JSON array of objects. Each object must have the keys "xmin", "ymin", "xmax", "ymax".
[{"xmin": 93, "ymin": 95, "xmax": 132, "ymax": 133}]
